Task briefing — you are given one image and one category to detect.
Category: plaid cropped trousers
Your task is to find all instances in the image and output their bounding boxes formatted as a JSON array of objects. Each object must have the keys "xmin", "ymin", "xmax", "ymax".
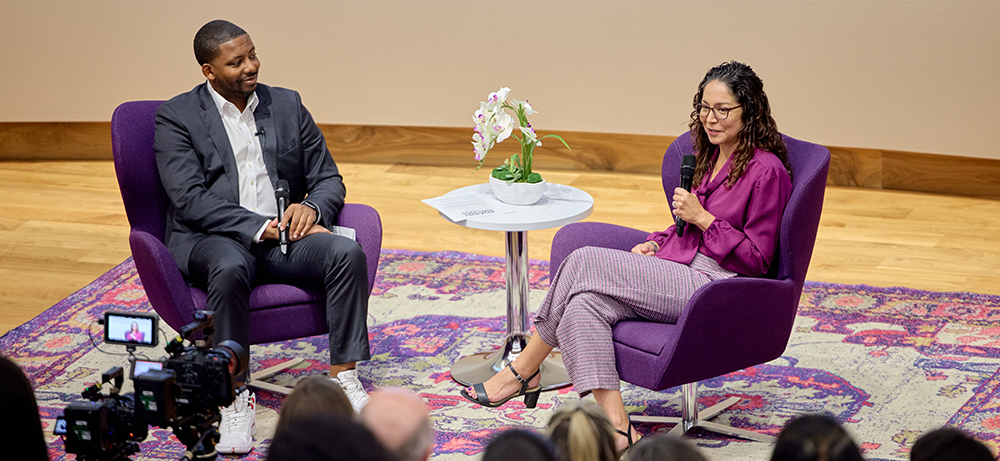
[{"xmin": 533, "ymin": 246, "xmax": 737, "ymax": 395}]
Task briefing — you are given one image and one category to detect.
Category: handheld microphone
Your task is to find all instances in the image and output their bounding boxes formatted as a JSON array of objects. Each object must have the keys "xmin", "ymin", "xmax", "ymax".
[
  {"xmin": 275, "ymin": 179, "xmax": 290, "ymax": 255},
  {"xmin": 675, "ymin": 154, "xmax": 696, "ymax": 237}
]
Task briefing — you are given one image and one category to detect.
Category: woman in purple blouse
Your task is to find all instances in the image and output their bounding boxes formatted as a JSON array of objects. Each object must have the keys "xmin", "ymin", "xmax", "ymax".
[
  {"xmin": 461, "ymin": 61, "xmax": 793, "ymax": 456},
  {"xmin": 125, "ymin": 321, "xmax": 145, "ymax": 342}
]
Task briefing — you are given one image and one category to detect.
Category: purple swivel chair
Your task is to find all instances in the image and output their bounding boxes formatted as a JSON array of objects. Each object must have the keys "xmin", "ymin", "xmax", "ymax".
[
  {"xmin": 111, "ymin": 100, "xmax": 383, "ymax": 394},
  {"xmin": 549, "ymin": 131, "xmax": 830, "ymax": 441}
]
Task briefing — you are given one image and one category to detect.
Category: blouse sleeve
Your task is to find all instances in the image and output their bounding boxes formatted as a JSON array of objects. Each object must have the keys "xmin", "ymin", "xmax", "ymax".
[
  {"xmin": 700, "ymin": 167, "xmax": 791, "ymax": 276},
  {"xmin": 646, "ymin": 228, "xmax": 672, "ymax": 252}
]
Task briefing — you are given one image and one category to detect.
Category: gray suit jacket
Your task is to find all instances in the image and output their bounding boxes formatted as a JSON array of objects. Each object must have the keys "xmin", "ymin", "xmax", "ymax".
[{"xmin": 153, "ymin": 82, "xmax": 346, "ymax": 274}]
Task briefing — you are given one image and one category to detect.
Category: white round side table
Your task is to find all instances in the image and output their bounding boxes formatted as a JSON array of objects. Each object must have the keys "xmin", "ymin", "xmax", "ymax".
[{"xmin": 438, "ymin": 182, "xmax": 594, "ymax": 390}]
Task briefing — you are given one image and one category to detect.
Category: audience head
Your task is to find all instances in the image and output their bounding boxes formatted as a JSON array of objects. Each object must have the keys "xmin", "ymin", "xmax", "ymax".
[
  {"xmin": 627, "ymin": 434, "xmax": 707, "ymax": 461},
  {"xmin": 360, "ymin": 387, "xmax": 434, "ymax": 461},
  {"xmin": 688, "ymin": 60, "xmax": 790, "ymax": 187},
  {"xmin": 193, "ymin": 20, "xmax": 248, "ymax": 65},
  {"xmin": 267, "ymin": 413, "xmax": 396, "ymax": 461},
  {"xmin": 275, "ymin": 375, "xmax": 354, "ymax": 434},
  {"xmin": 482, "ymin": 429, "xmax": 557, "ymax": 461},
  {"xmin": 0, "ymin": 355, "xmax": 48, "ymax": 461},
  {"xmin": 910, "ymin": 427, "xmax": 993, "ymax": 461},
  {"xmin": 769, "ymin": 414, "xmax": 864, "ymax": 461},
  {"xmin": 547, "ymin": 400, "xmax": 618, "ymax": 461}
]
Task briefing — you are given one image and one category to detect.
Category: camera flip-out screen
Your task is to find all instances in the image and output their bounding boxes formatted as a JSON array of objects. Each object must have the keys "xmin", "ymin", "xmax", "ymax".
[
  {"xmin": 53, "ymin": 416, "xmax": 67, "ymax": 436},
  {"xmin": 104, "ymin": 311, "xmax": 159, "ymax": 347}
]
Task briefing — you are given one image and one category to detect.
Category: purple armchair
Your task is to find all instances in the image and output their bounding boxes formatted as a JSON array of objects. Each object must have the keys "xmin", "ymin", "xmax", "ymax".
[
  {"xmin": 549, "ymin": 132, "xmax": 830, "ymax": 441},
  {"xmin": 111, "ymin": 100, "xmax": 382, "ymax": 393}
]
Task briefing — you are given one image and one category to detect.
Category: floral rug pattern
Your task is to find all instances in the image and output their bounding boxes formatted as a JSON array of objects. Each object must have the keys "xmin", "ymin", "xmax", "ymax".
[{"xmin": 2, "ymin": 249, "xmax": 1000, "ymax": 460}]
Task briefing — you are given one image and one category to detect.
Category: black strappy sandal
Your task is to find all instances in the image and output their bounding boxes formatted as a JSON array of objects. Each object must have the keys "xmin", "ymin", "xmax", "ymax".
[
  {"xmin": 460, "ymin": 363, "xmax": 542, "ymax": 408},
  {"xmin": 616, "ymin": 423, "xmax": 634, "ymax": 460}
]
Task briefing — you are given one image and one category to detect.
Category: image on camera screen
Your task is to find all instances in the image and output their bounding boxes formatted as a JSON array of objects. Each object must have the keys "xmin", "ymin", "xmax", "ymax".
[
  {"xmin": 131, "ymin": 359, "xmax": 164, "ymax": 378},
  {"xmin": 54, "ymin": 416, "xmax": 67, "ymax": 436},
  {"xmin": 105, "ymin": 312, "xmax": 158, "ymax": 346}
]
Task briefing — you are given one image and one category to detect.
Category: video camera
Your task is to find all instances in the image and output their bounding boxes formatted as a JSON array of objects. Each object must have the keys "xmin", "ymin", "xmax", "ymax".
[{"xmin": 57, "ymin": 311, "xmax": 248, "ymax": 461}]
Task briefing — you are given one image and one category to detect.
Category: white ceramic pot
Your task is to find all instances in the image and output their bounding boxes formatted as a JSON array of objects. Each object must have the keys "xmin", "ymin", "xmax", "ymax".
[{"xmin": 489, "ymin": 176, "xmax": 547, "ymax": 206}]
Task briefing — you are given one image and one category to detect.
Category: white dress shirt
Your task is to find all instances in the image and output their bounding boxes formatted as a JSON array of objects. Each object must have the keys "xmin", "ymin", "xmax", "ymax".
[{"xmin": 206, "ymin": 81, "xmax": 274, "ymax": 241}]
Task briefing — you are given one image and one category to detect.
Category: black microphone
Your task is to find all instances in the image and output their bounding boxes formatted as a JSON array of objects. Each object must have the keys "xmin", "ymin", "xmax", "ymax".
[
  {"xmin": 254, "ymin": 127, "xmax": 265, "ymax": 148},
  {"xmin": 275, "ymin": 179, "xmax": 290, "ymax": 255},
  {"xmin": 675, "ymin": 154, "xmax": 696, "ymax": 237}
]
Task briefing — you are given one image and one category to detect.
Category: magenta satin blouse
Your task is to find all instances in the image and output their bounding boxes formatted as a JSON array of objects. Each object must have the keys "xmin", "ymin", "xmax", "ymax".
[{"xmin": 646, "ymin": 147, "xmax": 792, "ymax": 277}]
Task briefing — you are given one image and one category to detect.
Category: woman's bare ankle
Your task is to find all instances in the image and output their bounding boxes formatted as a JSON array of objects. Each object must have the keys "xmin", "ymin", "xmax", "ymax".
[{"xmin": 509, "ymin": 361, "xmax": 541, "ymax": 383}]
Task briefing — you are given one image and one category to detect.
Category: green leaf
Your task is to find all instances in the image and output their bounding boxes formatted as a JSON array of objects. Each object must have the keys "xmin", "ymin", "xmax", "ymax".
[
  {"xmin": 494, "ymin": 169, "xmax": 514, "ymax": 180},
  {"xmin": 492, "ymin": 167, "xmax": 510, "ymax": 180},
  {"xmin": 540, "ymin": 134, "xmax": 572, "ymax": 150},
  {"xmin": 526, "ymin": 172, "xmax": 543, "ymax": 183}
]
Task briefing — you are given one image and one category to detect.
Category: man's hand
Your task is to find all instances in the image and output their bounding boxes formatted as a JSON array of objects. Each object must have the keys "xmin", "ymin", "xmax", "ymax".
[
  {"xmin": 301, "ymin": 224, "xmax": 332, "ymax": 237},
  {"xmin": 283, "ymin": 203, "xmax": 318, "ymax": 240},
  {"xmin": 263, "ymin": 204, "xmax": 321, "ymax": 241}
]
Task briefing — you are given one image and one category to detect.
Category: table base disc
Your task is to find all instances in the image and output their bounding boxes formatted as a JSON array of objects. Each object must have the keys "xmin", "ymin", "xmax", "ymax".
[{"xmin": 451, "ymin": 350, "xmax": 571, "ymax": 392}]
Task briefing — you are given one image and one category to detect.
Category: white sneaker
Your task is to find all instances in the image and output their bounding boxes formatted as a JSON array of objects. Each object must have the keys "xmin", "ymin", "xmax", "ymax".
[
  {"xmin": 330, "ymin": 369, "xmax": 370, "ymax": 413},
  {"xmin": 217, "ymin": 389, "xmax": 256, "ymax": 454}
]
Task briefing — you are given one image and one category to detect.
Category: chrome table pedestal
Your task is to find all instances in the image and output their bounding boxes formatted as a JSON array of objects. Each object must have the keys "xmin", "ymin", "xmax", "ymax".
[
  {"xmin": 438, "ymin": 183, "xmax": 594, "ymax": 391},
  {"xmin": 450, "ymin": 230, "xmax": 570, "ymax": 391}
]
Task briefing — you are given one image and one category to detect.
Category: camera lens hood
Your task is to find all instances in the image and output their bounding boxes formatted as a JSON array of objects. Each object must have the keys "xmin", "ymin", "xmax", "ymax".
[{"xmin": 215, "ymin": 340, "xmax": 249, "ymax": 378}]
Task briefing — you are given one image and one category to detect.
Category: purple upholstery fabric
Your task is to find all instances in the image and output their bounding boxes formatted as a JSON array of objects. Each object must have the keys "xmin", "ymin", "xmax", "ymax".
[
  {"xmin": 111, "ymin": 101, "xmax": 383, "ymax": 344},
  {"xmin": 549, "ymin": 131, "xmax": 830, "ymax": 391}
]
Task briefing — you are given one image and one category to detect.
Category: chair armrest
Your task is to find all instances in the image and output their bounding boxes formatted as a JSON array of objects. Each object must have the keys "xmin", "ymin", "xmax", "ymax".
[
  {"xmin": 550, "ymin": 222, "xmax": 647, "ymax": 280},
  {"xmin": 128, "ymin": 230, "xmax": 197, "ymax": 332},
  {"xmin": 336, "ymin": 203, "xmax": 383, "ymax": 295}
]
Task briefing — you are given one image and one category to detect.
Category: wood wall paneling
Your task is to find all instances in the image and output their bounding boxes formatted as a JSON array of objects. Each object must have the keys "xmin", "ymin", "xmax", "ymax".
[
  {"xmin": 2, "ymin": 122, "xmax": 998, "ymax": 198},
  {"xmin": 319, "ymin": 125, "xmax": 673, "ymax": 175},
  {"xmin": 0, "ymin": 122, "xmax": 112, "ymax": 161},
  {"xmin": 826, "ymin": 146, "xmax": 882, "ymax": 189},
  {"xmin": 882, "ymin": 150, "xmax": 1000, "ymax": 199}
]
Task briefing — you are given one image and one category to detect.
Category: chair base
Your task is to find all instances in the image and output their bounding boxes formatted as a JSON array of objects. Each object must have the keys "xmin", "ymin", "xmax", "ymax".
[
  {"xmin": 631, "ymin": 382, "xmax": 775, "ymax": 443},
  {"xmin": 247, "ymin": 358, "xmax": 304, "ymax": 395}
]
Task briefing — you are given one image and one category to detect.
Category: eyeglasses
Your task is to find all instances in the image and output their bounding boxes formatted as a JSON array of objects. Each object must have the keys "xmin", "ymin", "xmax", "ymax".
[{"xmin": 695, "ymin": 103, "xmax": 742, "ymax": 120}]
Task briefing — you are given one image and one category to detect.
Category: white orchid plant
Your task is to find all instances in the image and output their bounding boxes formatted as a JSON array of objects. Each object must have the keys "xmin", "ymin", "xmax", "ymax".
[{"xmin": 472, "ymin": 87, "xmax": 570, "ymax": 184}]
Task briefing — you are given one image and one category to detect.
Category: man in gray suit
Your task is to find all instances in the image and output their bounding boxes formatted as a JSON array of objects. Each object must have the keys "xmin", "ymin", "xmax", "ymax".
[{"xmin": 154, "ymin": 20, "xmax": 370, "ymax": 454}]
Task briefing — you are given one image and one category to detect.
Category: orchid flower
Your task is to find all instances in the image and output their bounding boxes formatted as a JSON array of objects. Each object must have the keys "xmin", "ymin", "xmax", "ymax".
[
  {"xmin": 471, "ymin": 87, "xmax": 570, "ymax": 181},
  {"xmin": 512, "ymin": 98, "xmax": 537, "ymax": 116},
  {"xmin": 484, "ymin": 87, "xmax": 511, "ymax": 113},
  {"xmin": 479, "ymin": 110, "xmax": 513, "ymax": 144},
  {"xmin": 519, "ymin": 126, "xmax": 538, "ymax": 146}
]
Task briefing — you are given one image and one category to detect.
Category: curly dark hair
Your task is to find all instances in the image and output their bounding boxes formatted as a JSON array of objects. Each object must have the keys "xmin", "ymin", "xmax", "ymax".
[{"xmin": 688, "ymin": 61, "xmax": 792, "ymax": 188}]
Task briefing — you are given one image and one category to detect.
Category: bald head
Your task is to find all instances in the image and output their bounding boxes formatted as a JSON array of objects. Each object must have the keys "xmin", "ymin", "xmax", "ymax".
[{"xmin": 360, "ymin": 387, "xmax": 433, "ymax": 461}]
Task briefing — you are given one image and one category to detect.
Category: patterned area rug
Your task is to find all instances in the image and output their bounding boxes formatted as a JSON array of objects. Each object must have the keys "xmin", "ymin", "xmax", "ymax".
[{"xmin": 3, "ymin": 249, "xmax": 1000, "ymax": 460}]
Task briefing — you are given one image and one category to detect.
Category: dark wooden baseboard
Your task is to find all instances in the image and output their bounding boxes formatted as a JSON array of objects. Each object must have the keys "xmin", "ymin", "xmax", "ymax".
[
  {"xmin": 319, "ymin": 124, "xmax": 671, "ymax": 174},
  {"xmin": 2, "ymin": 122, "xmax": 997, "ymax": 198},
  {"xmin": 0, "ymin": 122, "xmax": 113, "ymax": 161}
]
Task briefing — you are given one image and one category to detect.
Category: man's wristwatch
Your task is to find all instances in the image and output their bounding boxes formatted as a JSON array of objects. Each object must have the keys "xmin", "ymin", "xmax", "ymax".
[{"xmin": 301, "ymin": 200, "xmax": 322, "ymax": 224}]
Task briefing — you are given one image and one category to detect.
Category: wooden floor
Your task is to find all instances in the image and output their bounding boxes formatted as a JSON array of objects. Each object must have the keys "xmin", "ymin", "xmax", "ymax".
[{"xmin": 1, "ymin": 160, "xmax": 999, "ymax": 335}]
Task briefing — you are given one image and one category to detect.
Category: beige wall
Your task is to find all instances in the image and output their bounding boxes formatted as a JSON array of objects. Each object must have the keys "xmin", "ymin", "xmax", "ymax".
[{"xmin": 2, "ymin": 0, "xmax": 998, "ymax": 159}]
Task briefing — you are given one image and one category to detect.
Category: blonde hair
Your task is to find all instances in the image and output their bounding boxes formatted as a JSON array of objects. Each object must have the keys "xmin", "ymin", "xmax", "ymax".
[
  {"xmin": 276, "ymin": 376, "xmax": 354, "ymax": 434},
  {"xmin": 547, "ymin": 401, "xmax": 618, "ymax": 461}
]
